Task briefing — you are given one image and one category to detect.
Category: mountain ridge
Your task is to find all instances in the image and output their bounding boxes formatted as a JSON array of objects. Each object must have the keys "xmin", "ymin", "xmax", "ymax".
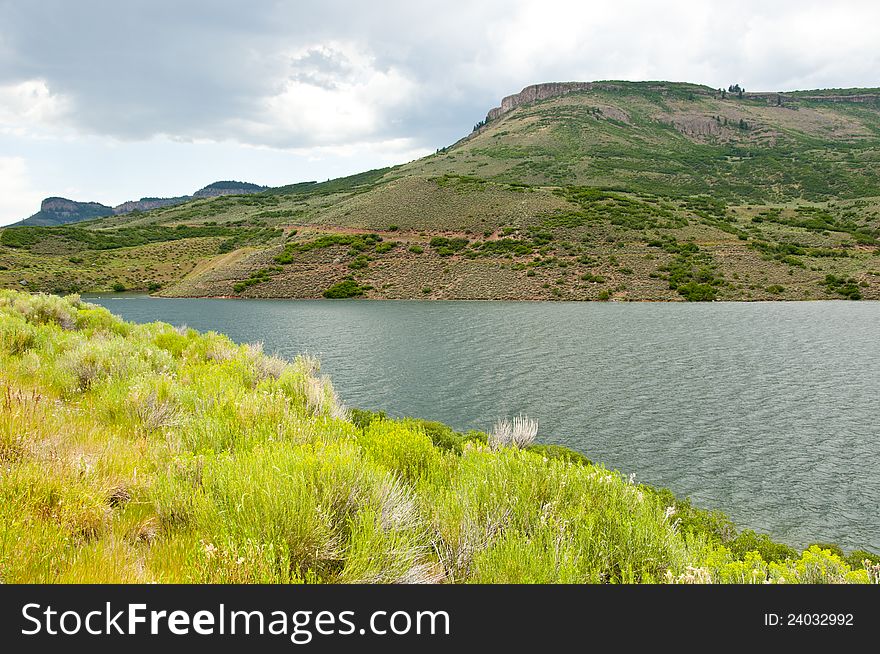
[
  {"xmin": 2, "ymin": 79, "xmax": 879, "ymax": 302},
  {"xmin": 12, "ymin": 180, "xmax": 269, "ymax": 227}
]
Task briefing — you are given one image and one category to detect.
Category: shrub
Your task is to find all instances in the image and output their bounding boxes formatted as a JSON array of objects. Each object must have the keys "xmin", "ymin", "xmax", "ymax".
[
  {"xmin": 729, "ymin": 530, "xmax": 798, "ymax": 563},
  {"xmin": 349, "ymin": 408, "xmax": 387, "ymax": 430},
  {"xmin": 429, "ymin": 236, "xmax": 469, "ymax": 252},
  {"xmin": 358, "ymin": 420, "xmax": 444, "ymax": 484},
  {"xmin": 348, "ymin": 256, "xmax": 369, "ymax": 270},
  {"xmin": 824, "ymin": 274, "xmax": 861, "ymax": 300},
  {"xmin": 0, "ymin": 320, "xmax": 38, "ymax": 355},
  {"xmin": 375, "ymin": 242, "xmax": 397, "ymax": 254},
  {"xmin": 323, "ymin": 280, "xmax": 369, "ymax": 299}
]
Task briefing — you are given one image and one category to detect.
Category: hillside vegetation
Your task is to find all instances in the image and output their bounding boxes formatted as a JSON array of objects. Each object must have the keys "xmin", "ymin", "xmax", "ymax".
[
  {"xmin": 1, "ymin": 290, "xmax": 878, "ymax": 583},
  {"xmin": 2, "ymin": 81, "xmax": 880, "ymax": 300}
]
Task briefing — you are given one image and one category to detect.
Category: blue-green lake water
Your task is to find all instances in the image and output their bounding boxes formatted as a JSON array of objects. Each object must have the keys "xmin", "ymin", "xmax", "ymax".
[{"xmin": 87, "ymin": 296, "xmax": 880, "ymax": 551}]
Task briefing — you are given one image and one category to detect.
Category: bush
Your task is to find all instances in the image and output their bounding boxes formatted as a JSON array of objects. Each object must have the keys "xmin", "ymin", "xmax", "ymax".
[
  {"xmin": 729, "ymin": 530, "xmax": 798, "ymax": 563},
  {"xmin": 111, "ymin": 282, "xmax": 127, "ymax": 292},
  {"xmin": 429, "ymin": 236, "xmax": 468, "ymax": 252},
  {"xmin": 824, "ymin": 274, "xmax": 861, "ymax": 300},
  {"xmin": 323, "ymin": 280, "xmax": 369, "ymax": 299},
  {"xmin": 677, "ymin": 282, "xmax": 717, "ymax": 302},
  {"xmin": 349, "ymin": 408, "xmax": 388, "ymax": 430}
]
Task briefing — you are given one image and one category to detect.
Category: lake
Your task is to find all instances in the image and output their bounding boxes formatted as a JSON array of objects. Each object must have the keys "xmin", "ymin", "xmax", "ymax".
[{"xmin": 87, "ymin": 296, "xmax": 880, "ymax": 551}]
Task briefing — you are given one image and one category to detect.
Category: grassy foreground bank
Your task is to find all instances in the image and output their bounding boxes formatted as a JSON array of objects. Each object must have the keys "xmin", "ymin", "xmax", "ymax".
[{"xmin": 0, "ymin": 290, "xmax": 877, "ymax": 584}]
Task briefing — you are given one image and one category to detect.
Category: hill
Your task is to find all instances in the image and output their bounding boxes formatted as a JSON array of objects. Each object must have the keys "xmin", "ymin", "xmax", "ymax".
[
  {"xmin": 1, "ymin": 81, "xmax": 879, "ymax": 300},
  {"xmin": 11, "ymin": 181, "xmax": 267, "ymax": 227},
  {"xmin": 1, "ymin": 290, "xmax": 876, "ymax": 582}
]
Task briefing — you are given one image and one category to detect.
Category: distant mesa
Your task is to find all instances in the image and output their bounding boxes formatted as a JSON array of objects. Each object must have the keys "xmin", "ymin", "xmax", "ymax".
[
  {"xmin": 192, "ymin": 180, "xmax": 267, "ymax": 198},
  {"xmin": 12, "ymin": 180, "xmax": 268, "ymax": 227},
  {"xmin": 22, "ymin": 197, "xmax": 115, "ymax": 227}
]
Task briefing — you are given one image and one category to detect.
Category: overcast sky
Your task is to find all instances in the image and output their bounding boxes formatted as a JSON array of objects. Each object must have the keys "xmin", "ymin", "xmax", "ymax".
[{"xmin": 1, "ymin": 0, "xmax": 878, "ymax": 224}]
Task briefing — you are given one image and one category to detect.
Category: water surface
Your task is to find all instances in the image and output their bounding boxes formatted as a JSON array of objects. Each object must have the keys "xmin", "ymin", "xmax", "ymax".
[{"xmin": 88, "ymin": 296, "xmax": 880, "ymax": 551}]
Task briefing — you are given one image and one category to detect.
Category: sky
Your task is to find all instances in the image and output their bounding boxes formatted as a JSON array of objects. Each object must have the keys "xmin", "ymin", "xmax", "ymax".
[{"xmin": 1, "ymin": 0, "xmax": 878, "ymax": 225}]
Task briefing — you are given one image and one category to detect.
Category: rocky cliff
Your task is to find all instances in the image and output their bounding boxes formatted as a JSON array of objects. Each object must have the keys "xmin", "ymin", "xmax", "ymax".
[
  {"xmin": 16, "ymin": 197, "xmax": 115, "ymax": 226},
  {"xmin": 112, "ymin": 197, "xmax": 190, "ymax": 214},
  {"xmin": 485, "ymin": 82, "xmax": 597, "ymax": 121}
]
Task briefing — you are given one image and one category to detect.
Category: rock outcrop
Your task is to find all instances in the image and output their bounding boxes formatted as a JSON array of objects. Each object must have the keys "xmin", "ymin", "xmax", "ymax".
[
  {"xmin": 112, "ymin": 197, "xmax": 190, "ymax": 214},
  {"xmin": 17, "ymin": 197, "xmax": 114, "ymax": 226},
  {"xmin": 486, "ymin": 82, "xmax": 597, "ymax": 122}
]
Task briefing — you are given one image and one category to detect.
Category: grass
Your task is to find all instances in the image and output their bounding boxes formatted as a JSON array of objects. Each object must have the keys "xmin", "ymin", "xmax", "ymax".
[{"xmin": 0, "ymin": 290, "xmax": 877, "ymax": 584}]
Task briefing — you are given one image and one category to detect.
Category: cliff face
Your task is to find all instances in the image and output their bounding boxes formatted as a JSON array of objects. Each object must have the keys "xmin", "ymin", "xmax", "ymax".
[
  {"xmin": 486, "ymin": 82, "xmax": 597, "ymax": 121},
  {"xmin": 112, "ymin": 197, "xmax": 190, "ymax": 214},
  {"xmin": 484, "ymin": 82, "xmax": 880, "ymax": 126},
  {"xmin": 742, "ymin": 91, "xmax": 880, "ymax": 106}
]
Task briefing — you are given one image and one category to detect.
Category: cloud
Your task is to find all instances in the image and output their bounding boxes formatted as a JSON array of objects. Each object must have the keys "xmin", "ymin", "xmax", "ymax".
[
  {"xmin": 0, "ymin": 0, "xmax": 878, "ymax": 213},
  {"xmin": 239, "ymin": 42, "xmax": 420, "ymax": 147},
  {"xmin": 0, "ymin": 157, "xmax": 46, "ymax": 225},
  {"xmin": 2, "ymin": 1, "xmax": 878, "ymax": 154},
  {"xmin": 0, "ymin": 79, "xmax": 71, "ymax": 137}
]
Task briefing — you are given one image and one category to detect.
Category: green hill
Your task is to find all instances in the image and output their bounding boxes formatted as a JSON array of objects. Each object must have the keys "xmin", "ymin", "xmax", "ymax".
[
  {"xmin": 2, "ymin": 81, "xmax": 880, "ymax": 301},
  {"xmin": 1, "ymin": 290, "xmax": 876, "ymax": 582}
]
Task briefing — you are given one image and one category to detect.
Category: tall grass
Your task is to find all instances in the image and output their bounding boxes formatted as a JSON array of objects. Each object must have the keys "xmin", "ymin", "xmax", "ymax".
[{"xmin": 0, "ymin": 290, "xmax": 873, "ymax": 584}]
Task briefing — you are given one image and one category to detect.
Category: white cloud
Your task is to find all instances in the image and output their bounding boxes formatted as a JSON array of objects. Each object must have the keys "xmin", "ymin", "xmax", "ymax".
[
  {"xmin": 237, "ymin": 43, "xmax": 419, "ymax": 147},
  {"xmin": 0, "ymin": 157, "xmax": 46, "ymax": 225},
  {"xmin": 0, "ymin": 79, "xmax": 71, "ymax": 137},
  {"xmin": 0, "ymin": 1, "xmax": 878, "ymax": 205}
]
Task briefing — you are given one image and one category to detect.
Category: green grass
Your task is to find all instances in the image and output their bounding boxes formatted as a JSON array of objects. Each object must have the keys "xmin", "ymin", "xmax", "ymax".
[{"xmin": 0, "ymin": 291, "xmax": 877, "ymax": 583}]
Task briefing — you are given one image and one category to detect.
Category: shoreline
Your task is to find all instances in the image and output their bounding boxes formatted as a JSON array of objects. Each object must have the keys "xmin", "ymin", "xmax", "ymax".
[{"xmin": 86, "ymin": 291, "xmax": 878, "ymax": 304}]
